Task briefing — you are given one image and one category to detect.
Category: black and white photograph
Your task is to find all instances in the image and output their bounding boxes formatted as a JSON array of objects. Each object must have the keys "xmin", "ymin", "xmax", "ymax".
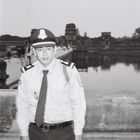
[{"xmin": 0, "ymin": 0, "xmax": 140, "ymax": 139}]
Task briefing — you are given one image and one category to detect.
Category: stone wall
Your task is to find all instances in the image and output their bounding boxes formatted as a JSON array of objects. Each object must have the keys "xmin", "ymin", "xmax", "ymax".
[
  {"xmin": 1, "ymin": 89, "xmax": 140, "ymax": 139},
  {"xmin": 0, "ymin": 90, "xmax": 16, "ymax": 132},
  {"xmin": 84, "ymin": 96, "xmax": 140, "ymax": 132}
]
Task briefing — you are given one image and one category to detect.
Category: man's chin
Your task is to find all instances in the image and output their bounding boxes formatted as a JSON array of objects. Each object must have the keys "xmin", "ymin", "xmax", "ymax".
[
  {"xmin": 39, "ymin": 57, "xmax": 54, "ymax": 66},
  {"xmin": 40, "ymin": 60, "xmax": 51, "ymax": 66},
  {"xmin": 41, "ymin": 62, "xmax": 49, "ymax": 66}
]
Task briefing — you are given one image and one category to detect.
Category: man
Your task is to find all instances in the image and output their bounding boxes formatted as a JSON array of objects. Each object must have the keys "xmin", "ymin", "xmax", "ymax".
[{"xmin": 16, "ymin": 28, "xmax": 86, "ymax": 140}]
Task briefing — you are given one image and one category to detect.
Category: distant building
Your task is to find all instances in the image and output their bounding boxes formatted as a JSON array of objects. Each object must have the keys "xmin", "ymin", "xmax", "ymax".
[
  {"xmin": 65, "ymin": 23, "xmax": 77, "ymax": 46},
  {"xmin": 101, "ymin": 32, "xmax": 111, "ymax": 48},
  {"xmin": 101, "ymin": 32, "xmax": 111, "ymax": 39},
  {"xmin": 0, "ymin": 40, "xmax": 28, "ymax": 47},
  {"xmin": 0, "ymin": 40, "xmax": 28, "ymax": 57}
]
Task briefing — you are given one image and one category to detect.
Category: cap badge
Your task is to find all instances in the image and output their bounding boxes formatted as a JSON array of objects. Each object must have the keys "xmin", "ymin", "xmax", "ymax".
[{"xmin": 38, "ymin": 29, "xmax": 47, "ymax": 40}]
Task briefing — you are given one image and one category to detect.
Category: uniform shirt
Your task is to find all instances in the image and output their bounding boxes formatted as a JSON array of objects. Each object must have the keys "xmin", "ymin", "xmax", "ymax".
[{"xmin": 16, "ymin": 58, "xmax": 86, "ymax": 136}]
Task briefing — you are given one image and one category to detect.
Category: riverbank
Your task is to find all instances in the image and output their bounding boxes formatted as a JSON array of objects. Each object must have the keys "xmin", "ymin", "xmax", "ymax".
[{"xmin": 74, "ymin": 47, "xmax": 140, "ymax": 56}]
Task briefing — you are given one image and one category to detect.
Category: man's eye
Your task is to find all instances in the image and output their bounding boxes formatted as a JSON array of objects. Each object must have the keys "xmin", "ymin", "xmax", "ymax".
[
  {"xmin": 36, "ymin": 48, "xmax": 42, "ymax": 51},
  {"xmin": 47, "ymin": 48, "xmax": 51, "ymax": 50}
]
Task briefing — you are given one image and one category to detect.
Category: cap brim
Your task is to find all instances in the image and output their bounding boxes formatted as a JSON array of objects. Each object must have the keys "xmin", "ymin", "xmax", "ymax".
[{"xmin": 32, "ymin": 41, "xmax": 56, "ymax": 48}]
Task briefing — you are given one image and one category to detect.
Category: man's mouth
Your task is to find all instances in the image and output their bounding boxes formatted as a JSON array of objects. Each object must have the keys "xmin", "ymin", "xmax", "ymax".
[{"xmin": 42, "ymin": 57, "xmax": 48, "ymax": 61}]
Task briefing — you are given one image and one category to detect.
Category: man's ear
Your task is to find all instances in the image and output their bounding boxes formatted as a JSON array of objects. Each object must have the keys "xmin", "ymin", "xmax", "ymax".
[
  {"xmin": 53, "ymin": 46, "xmax": 57, "ymax": 54},
  {"xmin": 31, "ymin": 46, "xmax": 36, "ymax": 56}
]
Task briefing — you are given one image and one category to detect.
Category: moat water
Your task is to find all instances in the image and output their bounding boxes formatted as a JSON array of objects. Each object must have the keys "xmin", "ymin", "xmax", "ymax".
[{"xmin": 72, "ymin": 53, "xmax": 140, "ymax": 95}]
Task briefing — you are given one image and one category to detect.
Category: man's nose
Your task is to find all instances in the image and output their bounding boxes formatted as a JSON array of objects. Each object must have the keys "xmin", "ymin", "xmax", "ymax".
[{"xmin": 42, "ymin": 47, "xmax": 48, "ymax": 55}]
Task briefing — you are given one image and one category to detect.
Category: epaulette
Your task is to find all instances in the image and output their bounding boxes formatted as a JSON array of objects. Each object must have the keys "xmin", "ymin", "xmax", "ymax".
[
  {"xmin": 21, "ymin": 64, "xmax": 34, "ymax": 73},
  {"xmin": 60, "ymin": 60, "xmax": 75, "ymax": 69}
]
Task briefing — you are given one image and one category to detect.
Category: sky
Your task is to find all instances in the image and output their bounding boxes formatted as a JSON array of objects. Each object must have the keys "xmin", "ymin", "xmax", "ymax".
[{"xmin": 0, "ymin": 0, "xmax": 140, "ymax": 38}]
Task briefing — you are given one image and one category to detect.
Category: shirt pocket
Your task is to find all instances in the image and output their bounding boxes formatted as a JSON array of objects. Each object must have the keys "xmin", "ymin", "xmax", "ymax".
[
  {"xmin": 54, "ymin": 82, "xmax": 71, "ymax": 103},
  {"xmin": 52, "ymin": 79, "xmax": 70, "ymax": 92},
  {"xmin": 28, "ymin": 89, "xmax": 40, "ymax": 106}
]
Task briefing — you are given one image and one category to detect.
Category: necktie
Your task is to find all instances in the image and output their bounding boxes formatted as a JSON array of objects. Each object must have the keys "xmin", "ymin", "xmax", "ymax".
[{"xmin": 35, "ymin": 70, "xmax": 48, "ymax": 126}]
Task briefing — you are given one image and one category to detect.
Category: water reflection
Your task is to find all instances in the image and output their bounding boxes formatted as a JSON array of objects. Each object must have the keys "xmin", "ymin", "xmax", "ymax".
[
  {"xmin": 72, "ymin": 50, "xmax": 140, "ymax": 91},
  {"xmin": 72, "ymin": 50, "xmax": 140, "ymax": 72}
]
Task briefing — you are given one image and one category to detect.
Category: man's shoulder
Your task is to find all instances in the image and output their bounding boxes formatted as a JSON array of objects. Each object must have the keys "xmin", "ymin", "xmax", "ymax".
[
  {"xmin": 21, "ymin": 64, "xmax": 34, "ymax": 73},
  {"xmin": 21, "ymin": 62, "xmax": 37, "ymax": 73},
  {"xmin": 59, "ymin": 59, "xmax": 76, "ymax": 82},
  {"xmin": 60, "ymin": 59, "xmax": 75, "ymax": 69}
]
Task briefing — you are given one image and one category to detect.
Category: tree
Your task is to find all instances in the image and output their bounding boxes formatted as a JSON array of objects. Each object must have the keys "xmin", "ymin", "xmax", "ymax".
[
  {"xmin": 133, "ymin": 27, "xmax": 140, "ymax": 38},
  {"xmin": 135, "ymin": 27, "xmax": 140, "ymax": 35},
  {"xmin": 132, "ymin": 27, "xmax": 140, "ymax": 42}
]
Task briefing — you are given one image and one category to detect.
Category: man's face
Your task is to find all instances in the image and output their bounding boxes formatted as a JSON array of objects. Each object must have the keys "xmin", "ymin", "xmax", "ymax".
[{"xmin": 34, "ymin": 46, "xmax": 56, "ymax": 67}]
